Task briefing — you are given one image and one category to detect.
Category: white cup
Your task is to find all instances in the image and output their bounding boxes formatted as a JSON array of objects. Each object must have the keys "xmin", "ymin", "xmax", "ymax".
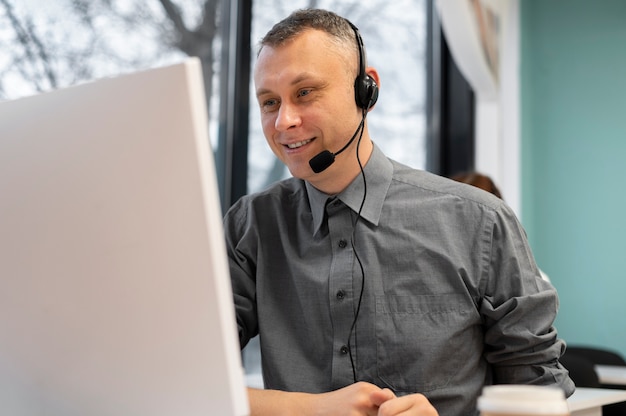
[{"xmin": 477, "ymin": 385, "xmax": 570, "ymax": 416}]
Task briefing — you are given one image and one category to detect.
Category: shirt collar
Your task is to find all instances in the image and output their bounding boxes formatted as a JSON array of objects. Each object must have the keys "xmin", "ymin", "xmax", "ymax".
[{"xmin": 306, "ymin": 143, "xmax": 393, "ymax": 235}]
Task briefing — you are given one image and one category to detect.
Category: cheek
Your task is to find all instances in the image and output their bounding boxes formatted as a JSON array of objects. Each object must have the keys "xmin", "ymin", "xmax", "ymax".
[
  {"xmin": 260, "ymin": 113, "xmax": 276, "ymax": 136},
  {"xmin": 260, "ymin": 115, "xmax": 283, "ymax": 152}
]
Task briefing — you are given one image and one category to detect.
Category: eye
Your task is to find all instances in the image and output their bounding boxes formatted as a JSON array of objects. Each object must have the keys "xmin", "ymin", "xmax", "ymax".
[
  {"xmin": 261, "ymin": 98, "xmax": 279, "ymax": 112},
  {"xmin": 297, "ymin": 88, "xmax": 312, "ymax": 98}
]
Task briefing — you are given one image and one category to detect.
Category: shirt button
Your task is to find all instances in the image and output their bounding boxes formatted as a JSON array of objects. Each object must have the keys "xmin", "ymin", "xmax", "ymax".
[
  {"xmin": 336, "ymin": 290, "xmax": 346, "ymax": 300},
  {"xmin": 340, "ymin": 345, "xmax": 349, "ymax": 355},
  {"xmin": 338, "ymin": 239, "xmax": 348, "ymax": 248}
]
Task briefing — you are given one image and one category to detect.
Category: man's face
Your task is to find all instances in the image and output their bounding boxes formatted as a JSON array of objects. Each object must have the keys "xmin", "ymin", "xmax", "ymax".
[{"xmin": 253, "ymin": 29, "xmax": 362, "ymax": 183}]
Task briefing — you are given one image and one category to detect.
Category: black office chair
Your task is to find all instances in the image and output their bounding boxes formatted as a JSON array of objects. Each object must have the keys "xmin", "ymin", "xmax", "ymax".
[
  {"xmin": 564, "ymin": 345, "xmax": 626, "ymax": 416},
  {"xmin": 566, "ymin": 345, "xmax": 626, "ymax": 391},
  {"xmin": 566, "ymin": 345, "xmax": 626, "ymax": 366},
  {"xmin": 560, "ymin": 350, "xmax": 600, "ymax": 388}
]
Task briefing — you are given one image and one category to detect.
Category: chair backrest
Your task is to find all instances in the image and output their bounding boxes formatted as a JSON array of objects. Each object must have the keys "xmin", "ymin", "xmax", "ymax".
[
  {"xmin": 560, "ymin": 351, "xmax": 600, "ymax": 388},
  {"xmin": 566, "ymin": 346, "xmax": 626, "ymax": 366}
]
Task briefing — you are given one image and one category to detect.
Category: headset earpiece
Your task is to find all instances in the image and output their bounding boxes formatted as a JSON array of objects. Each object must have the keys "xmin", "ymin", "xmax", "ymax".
[{"xmin": 355, "ymin": 74, "xmax": 379, "ymax": 110}]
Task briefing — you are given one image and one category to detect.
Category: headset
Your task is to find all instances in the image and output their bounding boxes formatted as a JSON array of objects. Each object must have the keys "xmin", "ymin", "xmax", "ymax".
[{"xmin": 308, "ymin": 20, "xmax": 379, "ymax": 173}]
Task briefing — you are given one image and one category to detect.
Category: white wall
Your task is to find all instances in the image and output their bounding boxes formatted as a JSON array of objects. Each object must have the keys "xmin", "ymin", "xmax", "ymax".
[{"xmin": 436, "ymin": 0, "xmax": 521, "ymax": 215}]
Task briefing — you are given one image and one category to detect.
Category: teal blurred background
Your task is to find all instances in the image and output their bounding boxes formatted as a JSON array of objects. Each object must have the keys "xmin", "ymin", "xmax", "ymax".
[{"xmin": 521, "ymin": 0, "xmax": 626, "ymax": 358}]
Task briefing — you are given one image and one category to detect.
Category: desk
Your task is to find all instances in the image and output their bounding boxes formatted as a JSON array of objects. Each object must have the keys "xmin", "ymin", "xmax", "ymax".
[
  {"xmin": 568, "ymin": 387, "xmax": 626, "ymax": 416},
  {"xmin": 595, "ymin": 365, "xmax": 626, "ymax": 386}
]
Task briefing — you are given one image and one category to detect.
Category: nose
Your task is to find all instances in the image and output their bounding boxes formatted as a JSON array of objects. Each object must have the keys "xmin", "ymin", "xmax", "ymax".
[{"xmin": 274, "ymin": 101, "xmax": 301, "ymax": 131}]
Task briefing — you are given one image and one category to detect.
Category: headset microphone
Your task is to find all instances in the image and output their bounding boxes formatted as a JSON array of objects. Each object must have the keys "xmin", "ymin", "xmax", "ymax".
[
  {"xmin": 308, "ymin": 118, "xmax": 364, "ymax": 173},
  {"xmin": 308, "ymin": 150, "xmax": 335, "ymax": 174}
]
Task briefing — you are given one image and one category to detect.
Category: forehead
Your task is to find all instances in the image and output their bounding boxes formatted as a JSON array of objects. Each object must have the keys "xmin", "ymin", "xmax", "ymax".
[{"xmin": 254, "ymin": 29, "xmax": 354, "ymax": 86}]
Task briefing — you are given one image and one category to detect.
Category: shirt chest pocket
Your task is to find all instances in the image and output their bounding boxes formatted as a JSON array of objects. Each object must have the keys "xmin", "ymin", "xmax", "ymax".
[{"xmin": 375, "ymin": 294, "xmax": 481, "ymax": 393}]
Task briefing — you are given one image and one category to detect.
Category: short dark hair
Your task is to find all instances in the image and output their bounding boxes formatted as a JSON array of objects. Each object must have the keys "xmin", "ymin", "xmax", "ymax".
[{"xmin": 258, "ymin": 8, "xmax": 356, "ymax": 57}]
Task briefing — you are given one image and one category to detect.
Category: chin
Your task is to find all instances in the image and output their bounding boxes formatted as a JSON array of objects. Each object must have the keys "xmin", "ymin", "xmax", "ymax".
[
  {"xmin": 287, "ymin": 167, "xmax": 306, "ymax": 180},
  {"xmin": 287, "ymin": 163, "xmax": 315, "ymax": 181}
]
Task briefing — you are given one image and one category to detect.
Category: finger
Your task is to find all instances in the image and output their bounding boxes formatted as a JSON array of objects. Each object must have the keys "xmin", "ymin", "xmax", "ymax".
[
  {"xmin": 377, "ymin": 393, "xmax": 439, "ymax": 416},
  {"xmin": 370, "ymin": 388, "xmax": 396, "ymax": 407}
]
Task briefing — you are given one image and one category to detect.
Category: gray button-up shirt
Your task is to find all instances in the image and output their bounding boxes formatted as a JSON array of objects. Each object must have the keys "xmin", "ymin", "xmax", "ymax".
[{"xmin": 224, "ymin": 144, "xmax": 574, "ymax": 415}]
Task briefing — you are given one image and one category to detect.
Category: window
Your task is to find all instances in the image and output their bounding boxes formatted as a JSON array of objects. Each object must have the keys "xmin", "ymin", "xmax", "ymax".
[{"xmin": 0, "ymin": 1, "xmax": 228, "ymax": 181}]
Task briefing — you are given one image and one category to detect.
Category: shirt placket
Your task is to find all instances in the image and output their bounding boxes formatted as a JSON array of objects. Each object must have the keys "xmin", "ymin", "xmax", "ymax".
[{"xmin": 326, "ymin": 197, "xmax": 358, "ymax": 389}]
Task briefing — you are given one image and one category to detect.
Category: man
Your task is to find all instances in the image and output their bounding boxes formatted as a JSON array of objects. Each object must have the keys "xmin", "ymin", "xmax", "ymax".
[{"xmin": 224, "ymin": 8, "xmax": 574, "ymax": 415}]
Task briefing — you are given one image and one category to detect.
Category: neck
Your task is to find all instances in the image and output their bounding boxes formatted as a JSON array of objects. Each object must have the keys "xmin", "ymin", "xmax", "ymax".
[{"xmin": 308, "ymin": 138, "xmax": 373, "ymax": 195}]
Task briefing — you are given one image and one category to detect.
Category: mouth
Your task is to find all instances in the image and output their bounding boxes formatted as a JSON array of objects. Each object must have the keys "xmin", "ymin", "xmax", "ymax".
[{"xmin": 285, "ymin": 139, "xmax": 312, "ymax": 149}]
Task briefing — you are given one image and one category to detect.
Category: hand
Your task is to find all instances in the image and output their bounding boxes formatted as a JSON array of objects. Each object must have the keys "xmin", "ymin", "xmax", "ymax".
[
  {"xmin": 370, "ymin": 390, "xmax": 439, "ymax": 416},
  {"xmin": 312, "ymin": 383, "xmax": 438, "ymax": 416},
  {"xmin": 311, "ymin": 382, "xmax": 385, "ymax": 416},
  {"xmin": 248, "ymin": 383, "xmax": 381, "ymax": 416},
  {"xmin": 247, "ymin": 383, "xmax": 438, "ymax": 416}
]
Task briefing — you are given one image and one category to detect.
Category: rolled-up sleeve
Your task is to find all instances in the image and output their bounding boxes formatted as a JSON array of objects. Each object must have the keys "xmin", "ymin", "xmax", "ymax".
[{"xmin": 480, "ymin": 204, "xmax": 575, "ymax": 396}]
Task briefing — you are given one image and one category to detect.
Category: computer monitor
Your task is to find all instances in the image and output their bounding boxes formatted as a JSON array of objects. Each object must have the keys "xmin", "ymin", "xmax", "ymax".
[{"xmin": 0, "ymin": 59, "xmax": 249, "ymax": 416}]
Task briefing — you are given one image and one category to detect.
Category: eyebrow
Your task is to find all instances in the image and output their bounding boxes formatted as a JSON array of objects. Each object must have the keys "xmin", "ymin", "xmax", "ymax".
[{"xmin": 255, "ymin": 72, "xmax": 319, "ymax": 98}]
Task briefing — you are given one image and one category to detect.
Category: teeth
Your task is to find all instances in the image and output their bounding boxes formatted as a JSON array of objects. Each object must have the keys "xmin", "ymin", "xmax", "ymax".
[{"xmin": 287, "ymin": 139, "xmax": 312, "ymax": 149}]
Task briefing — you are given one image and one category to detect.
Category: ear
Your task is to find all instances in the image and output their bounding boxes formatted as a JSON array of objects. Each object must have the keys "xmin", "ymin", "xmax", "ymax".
[
  {"xmin": 365, "ymin": 67, "xmax": 381, "ymax": 111},
  {"xmin": 366, "ymin": 67, "xmax": 381, "ymax": 89}
]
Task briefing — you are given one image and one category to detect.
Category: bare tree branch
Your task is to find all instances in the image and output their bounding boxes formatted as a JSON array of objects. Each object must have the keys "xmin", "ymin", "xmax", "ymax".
[
  {"xmin": 158, "ymin": 0, "xmax": 190, "ymax": 39},
  {"xmin": 0, "ymin": 0, "xmax": 58, "ymax": 90},
  {"xmin": 150, "ymin": 0, "xmax": 219, "ymax": 118}
]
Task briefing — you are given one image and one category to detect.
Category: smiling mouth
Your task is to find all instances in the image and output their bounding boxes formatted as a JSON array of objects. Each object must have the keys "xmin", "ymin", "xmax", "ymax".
[{"xmin": 286, "ymin": 139, "xmax": 312, "ymax": 149}]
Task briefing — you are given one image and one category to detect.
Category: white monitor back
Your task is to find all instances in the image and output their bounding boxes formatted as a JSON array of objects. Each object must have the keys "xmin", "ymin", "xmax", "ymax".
[{"xmin": 0, "ymin": 59, "xmax": 249, "ymax": 416}]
